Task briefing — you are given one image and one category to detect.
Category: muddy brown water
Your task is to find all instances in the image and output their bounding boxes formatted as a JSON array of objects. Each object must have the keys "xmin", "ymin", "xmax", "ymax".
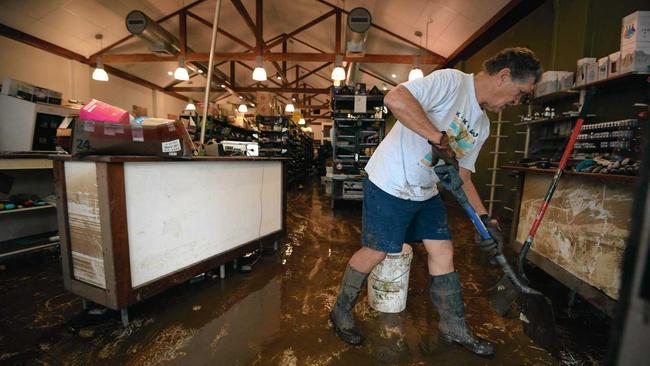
[{"xmin": 0, "ymin": 179, "xmax": 608, "ymax": 365}]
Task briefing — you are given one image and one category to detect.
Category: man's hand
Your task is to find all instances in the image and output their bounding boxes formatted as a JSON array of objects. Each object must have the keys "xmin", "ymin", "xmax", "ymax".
[
  {"xmin": 429, "ymin": 131, "xmax": 457, "ymax": 168},
  {"xmin": 477, "ymin": 215, "xmax": 503, "ymax": 257}
]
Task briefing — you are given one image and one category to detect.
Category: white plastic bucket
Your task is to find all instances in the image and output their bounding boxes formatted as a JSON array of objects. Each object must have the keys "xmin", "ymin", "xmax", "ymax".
[{"xmin": 367, "ymin": 244, "xmax": 413, "ymax": 313}]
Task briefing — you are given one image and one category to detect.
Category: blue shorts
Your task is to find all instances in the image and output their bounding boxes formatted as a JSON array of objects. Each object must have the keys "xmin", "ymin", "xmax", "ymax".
[{"xmin": 362, "ymin": 177, "xmax": 452, "ymax": 253}]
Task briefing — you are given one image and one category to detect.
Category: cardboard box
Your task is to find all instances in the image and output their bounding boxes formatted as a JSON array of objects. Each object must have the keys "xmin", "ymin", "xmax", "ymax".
[
  {"xmin": 586, "ymin": 62, "xmax": 599, "ymax": 84},
  {"xmin": 558, "ymin": 71, "xmax": 574, "ymax": 90},
  {"xmin": 72, "ymin": 120, "xmax": 195, "ymax": 158},
  {"xmin": 620, "ymin": 44, "xmax": 650, "ymax": 73},
  {"xmin": 609, "ymin": 51, "xmax": 621, "ymax": 76},
  {"xmin": 576, "ymin": 58, "xmax": 597, "ymax": 86},
  {"xmin": 597, "ymin": 57, "xmax": 609, "ymax": 80},
  {"xmin": 621, "ymin": 11, "xmax": 650, "ymax": 49}
]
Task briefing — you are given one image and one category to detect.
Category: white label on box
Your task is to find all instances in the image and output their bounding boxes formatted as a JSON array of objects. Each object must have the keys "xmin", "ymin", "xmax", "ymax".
[
  {"xmin": 354, "ymin": 95, "xmax": 367, "ymax": 113},
  {"xmin": 132, "ymin": 126, "xmax": 144, "ymax": 142},
  {"xmin": 83, "ymin": 121, "xmax": 95, "ymax": 132},
  {"xmin": 162, "ymin": 139, "xmax": 181, "ymax": 153},
  {"xmin": 104, "ymin": 124, "xmax": 116, "ymax": 136}
]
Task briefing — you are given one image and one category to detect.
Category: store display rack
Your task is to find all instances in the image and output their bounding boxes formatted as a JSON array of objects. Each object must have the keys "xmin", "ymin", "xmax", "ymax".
[
  {"xmin": 330, "ymin": 86, "xmax": 386, "ymax": 208},
  {"xmin": 256, "ymin": 115, "xmax": 313, "ymax": 185}
]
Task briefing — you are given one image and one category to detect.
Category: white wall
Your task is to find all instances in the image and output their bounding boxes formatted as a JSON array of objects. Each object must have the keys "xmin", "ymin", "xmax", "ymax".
[{"xmin": 0, "ymin": 37, "xmax": 186, "ymax": 118}]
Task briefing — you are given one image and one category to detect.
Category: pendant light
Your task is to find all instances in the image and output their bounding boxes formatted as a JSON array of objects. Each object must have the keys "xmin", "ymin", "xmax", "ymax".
[
  {"xmin": 238, "ymin": 104, "xmax": 248, "ymax": 113},
  {"xmin": 285, "ymin": 103, "xmax": 295, "ymax": 113},
  {"xmin": 185, "ymin": 99, "xmax": 196, "ymax": 111},
  {"xmin": 174, "ymin": 56, "xmax": 189, "ymax": 81},
  {"xmin": 298, "ymin": 118, "xmax": 306, "ymax": 125},
  {"xmin": 408, "ymin": 67, "xmax": 424, "ymax": 81},
  {"xmin": 331, "ymin": 55, "xmax": 346, "ymax": 81},
  {"xmin": 92, "ymin": 57, "xmax": 109, "ymax": 81},
  {"xmin": 252, "ymin": 56, "xmax": 267, "ymax": 81},
  {"xmin": 92, "ymin": 34, "xmax": 109, "ymax": 81}
]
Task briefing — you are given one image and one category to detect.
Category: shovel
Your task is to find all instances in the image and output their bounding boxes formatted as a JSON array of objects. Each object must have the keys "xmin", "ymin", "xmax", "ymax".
[
  {"xmin": 430, "ymin": 142, "xmax": 558, "ymax": 357},
  {"xmin": 488, "ymin": 90, "xmax": 595, "ymax": 355}
]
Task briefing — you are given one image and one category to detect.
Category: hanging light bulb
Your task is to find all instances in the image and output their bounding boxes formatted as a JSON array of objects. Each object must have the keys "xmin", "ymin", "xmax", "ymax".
[
  {"xmin": 285, "ymin": 103, "xmax": 295, "ymax": 113},
  {"xmin": 298, "ymin": 118, "xmax": 306, "ymax": 125},
  {"xmin": 252, "ymin": 56, "xmax": 267, "ymax": 81},
  {"xmin": 185, "ymin": 99, "xmax": 196, "ymax": 111},
  {"xmin": 331, "ymin": 54, "xmax": 346, "ymax": 81},
  {"xmin": 174, "ymin": 56, "xmax": 189, "ymax": 81},
  {"xmin": 92, "ymin": 57, "xmax": 109, "ymax": 81},
  {"xmin": 238, "ymin": 104, "xmax": 248, "ymax": 113},
  {"xmin": 408, "ymin": 67, "xmax": 424, "ymax": 81}
]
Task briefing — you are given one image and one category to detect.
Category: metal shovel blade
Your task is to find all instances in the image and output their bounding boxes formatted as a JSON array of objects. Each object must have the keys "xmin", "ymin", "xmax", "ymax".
[
  {"xmin": 520, "ymin": 293, "xmax": 560, "ymax": 358},
  {"xmin": 488, "ymin": 274, "xmax": 518, "ymax": 316}
]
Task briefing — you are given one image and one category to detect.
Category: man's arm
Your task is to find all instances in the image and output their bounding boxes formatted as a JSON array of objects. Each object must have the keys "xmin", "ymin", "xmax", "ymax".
[
  {"xmin": 384, "ymin": 85, "xmax": 444, "ymax": 144},
  {"xmin": 459, "ymin": 167, "xmax": 489, "ymax": 217}
]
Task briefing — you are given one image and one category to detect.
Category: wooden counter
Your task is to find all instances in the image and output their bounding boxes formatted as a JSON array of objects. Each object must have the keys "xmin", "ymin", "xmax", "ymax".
[
  {"xmin": 502, "ymin": 165, "xmax": 638, "ymax": 316},
  {"xmin": 52, "ymin": 155, "xmax": 286, "ymax": 325}
]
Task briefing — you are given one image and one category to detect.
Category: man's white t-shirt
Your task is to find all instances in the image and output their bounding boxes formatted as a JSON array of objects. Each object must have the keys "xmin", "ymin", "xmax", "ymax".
[{"xmin": 365, "ymin": 69, "xmax": 490, "ymax": 201}]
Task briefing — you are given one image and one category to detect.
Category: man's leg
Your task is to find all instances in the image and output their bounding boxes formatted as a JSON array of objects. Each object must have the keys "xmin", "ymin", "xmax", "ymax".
[
  {"xmin": 330, "ymin": 247, "xmax": 386, "ymax": 345},
  {"xmin": 423, "ymin": 239, "xmax": 495, "ymax": 357}
]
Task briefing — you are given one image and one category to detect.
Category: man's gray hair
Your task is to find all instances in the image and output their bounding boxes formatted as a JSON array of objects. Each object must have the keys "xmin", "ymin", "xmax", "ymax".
[{"xmin": 483, "ymin": 47, "xmax": 542, "ymax": 83}]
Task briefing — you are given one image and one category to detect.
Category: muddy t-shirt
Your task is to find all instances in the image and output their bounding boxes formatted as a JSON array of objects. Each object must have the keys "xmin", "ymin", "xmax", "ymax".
[{"xmin": 365, "ymin": 69, "xmax": 489, "ymax": 201}]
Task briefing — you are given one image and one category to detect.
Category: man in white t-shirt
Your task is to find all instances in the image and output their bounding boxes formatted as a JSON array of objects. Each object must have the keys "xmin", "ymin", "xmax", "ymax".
[{"xmin": 330, "ymin": 48, "xmax": 541, "ymax": 357}]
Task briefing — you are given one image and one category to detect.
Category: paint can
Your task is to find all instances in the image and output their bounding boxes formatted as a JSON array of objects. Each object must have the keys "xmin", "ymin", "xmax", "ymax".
[{"xmin": 367, "ymin": 244, "xmax": 413, "ymax": 313}]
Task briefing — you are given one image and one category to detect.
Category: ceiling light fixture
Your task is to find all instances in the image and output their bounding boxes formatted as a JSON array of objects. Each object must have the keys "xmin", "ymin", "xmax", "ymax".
[
  {"xmin": 198, "ymin": 69, "xmax": 203, "ymax": 74},
  {"xmin": 167, "ymin": 71, "xmax": 173, "ymax": 76},
  {"xmin": 285, "ymin": 103, "xmax": 295, "ymax": 113},
  {"xmin": 408, "ymin": 66, "xmax": 424, "ymax": 81},
  {"xmin": 252, "ymin": 55, "xmax": 267, "ymax": 81},
  {"xmin": 92, "ymin": 56, "xmax": 109, "ymax": 82},
  {"xmin": 185, "ymin": 99, "xmax": 196, "ymax": 111},
  {"xmin": 331, "ymin": 55, "xmax": 346, "ymax": 81},
  {"xmin": 391, "ymin": 74, "xmax": 397, "ymax": 79},
  {"xmin": 298, "ymin": 118, "xmax": 306, "ymax": 125},
  {"xmin": 92, "ymin": 34, "xmax": 109, "ymax": 82},
  {"xmin": 174, "ymin": 56, "xmax": 189, "ymax": 81},
  {"xmin": 409, "ymin": 30, "xmax": 425, "ymax": 81},
  {"xmin": 238, "ymin": 104, "xmax": 248, "ymax": 113}
]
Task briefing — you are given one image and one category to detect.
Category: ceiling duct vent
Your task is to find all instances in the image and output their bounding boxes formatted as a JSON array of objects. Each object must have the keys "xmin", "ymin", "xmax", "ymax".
[
  {"xmin": 346, "ymin": 7, "xmax": 371, "ymax": 54},
  {"xmin": 126, "ymin": 10, "xmax": 180, "ymax": 54}
]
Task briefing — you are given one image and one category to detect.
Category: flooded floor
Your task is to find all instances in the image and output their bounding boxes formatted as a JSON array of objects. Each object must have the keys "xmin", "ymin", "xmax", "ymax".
[{"xmin": 0, "ymin": 179, "xmax": 609, "ymax": 365}]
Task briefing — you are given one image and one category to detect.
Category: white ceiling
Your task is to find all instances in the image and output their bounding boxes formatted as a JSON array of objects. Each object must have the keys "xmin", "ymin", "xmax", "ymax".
[{"xmin": 0, "ymin": 0, "xmax": 511, "ymax": 104}]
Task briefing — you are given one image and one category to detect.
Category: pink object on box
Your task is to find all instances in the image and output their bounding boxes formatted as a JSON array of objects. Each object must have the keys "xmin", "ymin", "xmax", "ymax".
[{"xmin": 80, "ymin": 99, "xmax": 129, "ymax": 124}]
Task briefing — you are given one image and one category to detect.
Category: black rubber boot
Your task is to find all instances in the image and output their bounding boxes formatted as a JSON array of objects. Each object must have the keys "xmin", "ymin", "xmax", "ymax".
[
  {"xmin": 330, "ymin": 265, "xmax": 369, "ymax": 346},
  {"xmin": 429, "ymin": 272, "xmax": 495, "ymax": 357}
]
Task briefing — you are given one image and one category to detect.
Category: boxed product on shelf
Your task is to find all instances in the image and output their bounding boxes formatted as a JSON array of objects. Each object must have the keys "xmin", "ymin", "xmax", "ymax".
[
  {"xmin": 597, "ymin": 57, "xmax": 609, "ymax": 80},
  {"xmin": 534, "ymin": 71, "xmax": 574, "ymax": 97},
  {"xmin": 620, "ymin": 11, "xmax": 650, "ymax": 49},
  {"xmin": 71, "ymin": 119, "xmax": 195, "ymax": 158},
  {"xmin": 620, "ymin": 44, "xmax": 650, "ymax": 73},
  {"xmin": 608, "ymin": 51, "xmax": 621, "ymax": 76},
  {"xmin": 576, "ymin": 58, "xmax": 597, "ymax": 86}
]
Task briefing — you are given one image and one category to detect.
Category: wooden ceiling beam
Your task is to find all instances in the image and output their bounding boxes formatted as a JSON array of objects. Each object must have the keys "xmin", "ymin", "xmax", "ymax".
[
  {"xmin": 443, "ymin": 0, "xmax": 545, "ymax": 67},
  {"xmin": 359, "ymin": 67, "xmax": 397, "ymax": 86},
  {"xmin": 100, "ymin": 52, "xmax": 443, "ymax": 64},
  {"xmin": 230, "ymin": 0, "xmax": 258, "ymax": 40},
  {"xmin": 170, "ymin": 86, "xmax": 330, "ymax": 94},
  {"xmin": 294, "ymin": 62, "xmax": 332, "ymax": 86},
  {"xmin": 0, "ymin": 23, "xmax": 187, "ymax": 102},
  {"xmin": 290, "ymin": 36, "xmax": 326, "ymax": 53},
  {"xmin": 179, "ymin": 10, "xmax": 187, "ymax": 56},
  {"xmin": 315, "ymin": 0, "xmax": 446, "ymax": 63},
  {"xmin": 187, "ymin": 11, "xmax": 254, "ymax": 50},
  {"xmin": 255, "ymin": 0, "xmax": 263, "ymax": 54},
  {"xmin": 90, "ymin": 0, "xmax": 207, "ymax": 58},
  {"xmin": 298, "ymin": 65, "xmax": 330, "ymax": 83},
  {"xmin": 264, "ymin": 9, "xmax": 336, "ymax": 51}
]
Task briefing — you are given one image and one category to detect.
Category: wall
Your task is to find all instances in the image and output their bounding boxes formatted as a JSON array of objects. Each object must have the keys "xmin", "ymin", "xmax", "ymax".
[
  {"xmin": 0, "ymin": 36, "xmax": 186, "ymax": 118},
  {"xmin": 456, "ymin": 0, "xmax": 648, "ymax": 221}
]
